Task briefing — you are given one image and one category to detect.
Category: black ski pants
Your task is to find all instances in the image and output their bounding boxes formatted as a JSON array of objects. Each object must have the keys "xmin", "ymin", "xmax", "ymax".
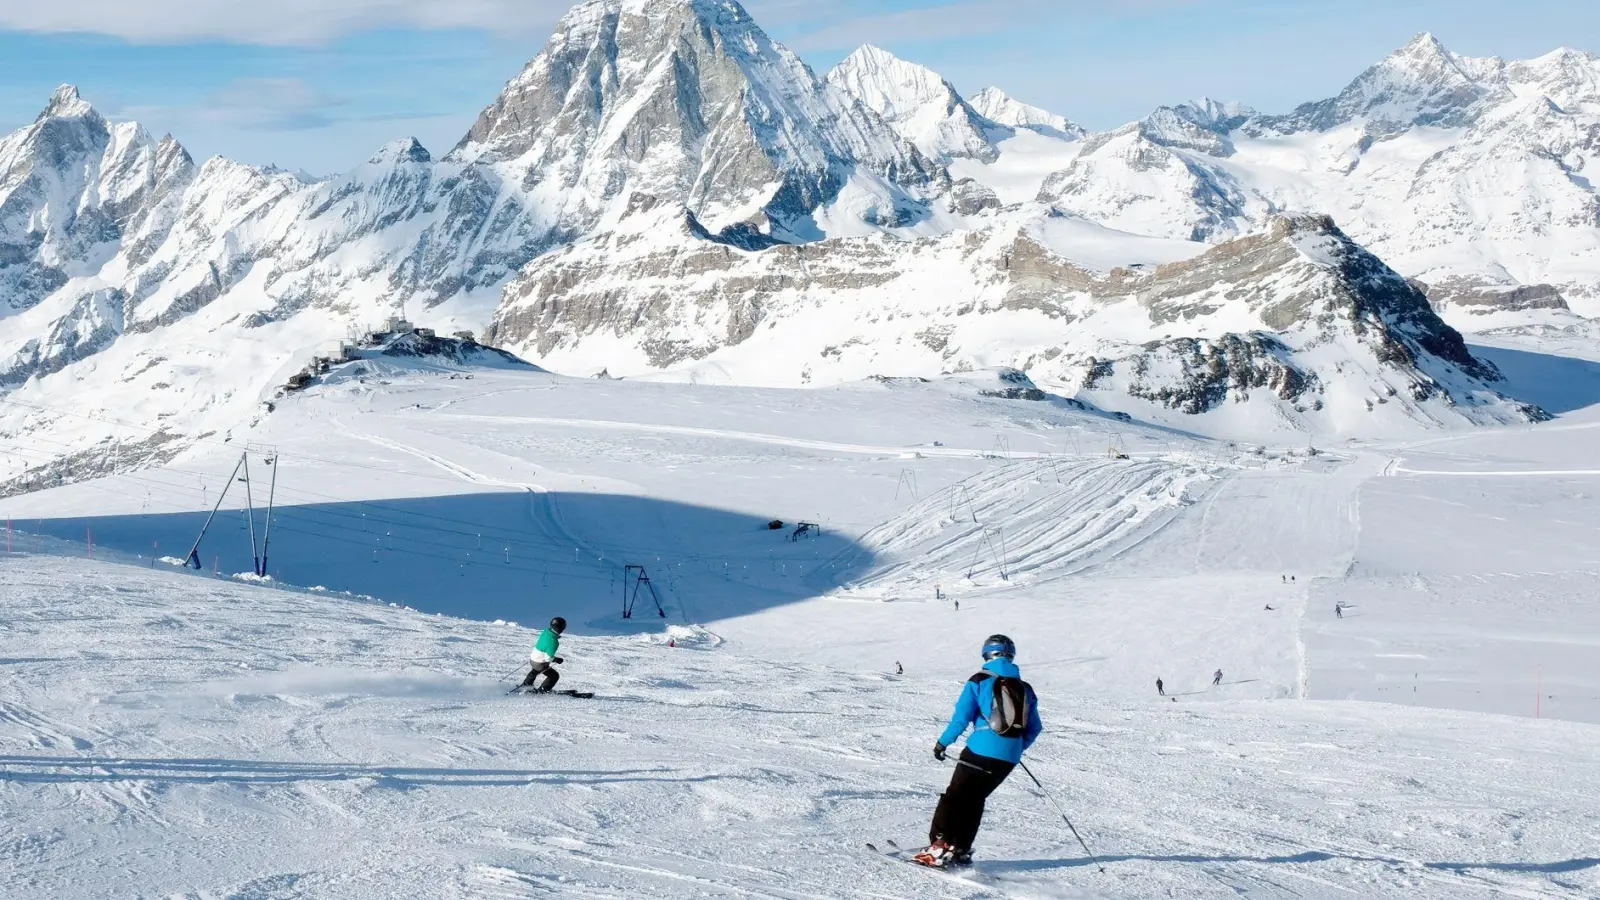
[
  {"xmin": 930, "ymin": 748, "xmax": 1015, "ymax": 851},
  {"xmin": 521, "ymin": 662, "xmax": 560, "ymax": 691}
]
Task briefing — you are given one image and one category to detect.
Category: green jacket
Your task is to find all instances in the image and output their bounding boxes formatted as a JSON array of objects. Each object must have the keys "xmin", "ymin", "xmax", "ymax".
[{"xmin": 531, "ymin": 627, "xmax": 561, "ymax": 664}]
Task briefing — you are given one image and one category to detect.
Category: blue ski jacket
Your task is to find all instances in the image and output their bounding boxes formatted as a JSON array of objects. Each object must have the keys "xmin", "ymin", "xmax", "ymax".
[{"xmin": 937, "ymin": 658, "xmax": 1043, "ymax": 764}]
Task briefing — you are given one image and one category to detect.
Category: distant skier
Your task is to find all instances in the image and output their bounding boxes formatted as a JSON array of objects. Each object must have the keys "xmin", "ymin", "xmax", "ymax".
[
  {"xmin": 1335, "ymin": 603, "xmax": 1344, "ymax": 619},
  {"xmin": 896, "ymin": 661, "xmax": 904, "ymax": 675},
  {"xmin": 1281, "ymin": 575, "xmax": 1286, "ymax": 584},
  {"xmin": 1264, "ymin": 604, "xmax": 1275, "ymax": 611},
  {"xmin": 953, "ymin": 600, "xmax": 960, "ymax": 612},
  {"xmin": 1156, "ymin": 677, "xmax": 1165, "ymax": 696},
  {"xmin": 518, "ymin": 616, "xmax": 567, "ymax": 693},
  {"xmin": 915, "ymin": 634, "xmax": 1042, "ymax": 869},
  {"xmin": 1212, "ymin": 669, "xmax": 1223, "ymax": 687}
]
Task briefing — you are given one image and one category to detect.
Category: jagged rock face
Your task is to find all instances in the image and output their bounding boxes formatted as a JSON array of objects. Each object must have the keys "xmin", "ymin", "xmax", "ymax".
[
  {"xmin": 826, "ymin": 45, "xmax": 997, "ymax": 163},
  {"xmin": 456, "ymin": 0, "xmax": 944, "ymax": 240},
  {"xmin": 1086, "ymin": 215, "xmax": 1510, "ymax": 417},
  {"xmin": 1416, "ymin": 277, "xmax": 1571, "ymax": 317},
  {"xmin": 487, "ymin": 203, "xmax": 1539, "ymax": 433},
  {"xmin": 1089, "ymin": 334, "xmax": 1317, "ymax": 416}
]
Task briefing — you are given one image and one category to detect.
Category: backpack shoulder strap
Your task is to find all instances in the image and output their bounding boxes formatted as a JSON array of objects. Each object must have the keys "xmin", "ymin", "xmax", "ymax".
[{"xmin": 968, "ymin": 672, "xmax": 992, "ymax": 685}]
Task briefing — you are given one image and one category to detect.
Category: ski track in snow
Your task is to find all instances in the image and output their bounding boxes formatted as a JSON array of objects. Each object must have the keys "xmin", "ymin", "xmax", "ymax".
[
  {"xmin": 2, "ymin": 370, "xmax": 1599, "ymax": 898},
  {"xmin": 2, "ymin": 557, "xmax": 1598, "ymax": 900}
]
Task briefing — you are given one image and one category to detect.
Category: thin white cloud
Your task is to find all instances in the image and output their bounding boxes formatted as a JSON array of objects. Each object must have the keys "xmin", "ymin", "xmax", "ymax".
[
  {"xmin": 0, "ymin": 0, "xmax": 574, "ymax": 46},
  {"xmin": 201, "ymin": 78, "xmax": 345, "ymax": 130},
  {"xmin": 0, "ymin": 0, "xmax": 1184, "ymax": 47}
]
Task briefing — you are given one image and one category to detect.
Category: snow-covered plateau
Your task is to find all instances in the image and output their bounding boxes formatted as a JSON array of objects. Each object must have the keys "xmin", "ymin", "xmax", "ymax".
[{"xmin": 2, "ymin": 354, "xmax": 1599, "ymax": 898}]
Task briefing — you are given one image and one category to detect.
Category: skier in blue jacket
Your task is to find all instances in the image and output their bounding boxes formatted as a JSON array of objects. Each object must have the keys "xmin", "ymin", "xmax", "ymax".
[{"xmin": 915, "ymin": 634, "xmax": 1043, "ymax": 868}]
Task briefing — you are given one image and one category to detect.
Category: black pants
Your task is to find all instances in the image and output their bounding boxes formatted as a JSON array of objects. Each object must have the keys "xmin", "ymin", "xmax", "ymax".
[
  {"xmin": 930, "ymin": 748, "xmax": 1015, "ymax": 851},
  {"xmin": 521, "ymin": 663, "xmax": 559, "ymax": 691}
]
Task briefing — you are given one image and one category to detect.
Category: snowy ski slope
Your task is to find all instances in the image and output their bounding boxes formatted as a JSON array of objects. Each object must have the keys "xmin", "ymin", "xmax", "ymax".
[{"xmin": 3, "ymin": 363, "xmax": 1600, "ymax": 898}]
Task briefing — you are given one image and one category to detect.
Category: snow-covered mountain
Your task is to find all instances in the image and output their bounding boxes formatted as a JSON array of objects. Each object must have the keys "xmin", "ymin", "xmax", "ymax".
[
  {"xmin": 486, "ymin": 199, "xmax": 1538, "ymax": 436},
  {"xmin": 1041, "ymin": 34, "xmax": 1600, "ymax": 316},
  {"xmin": 826, "ymin": 45, "xmax": 998, "ymax": 163},
  {"xmin": 0, "ymin": 0, "xmax": 957, "ymax": 486},
  {"xmin": 458, "ymin": 0, "xmax": 948, "ymax": 242},
  {"xmin": 2, "ymin": 6, "xmax": 1596, "ymax": 489},
  {"xmin": 970, "ymin": 87, "xmax": 1085, "ymax": 141}
]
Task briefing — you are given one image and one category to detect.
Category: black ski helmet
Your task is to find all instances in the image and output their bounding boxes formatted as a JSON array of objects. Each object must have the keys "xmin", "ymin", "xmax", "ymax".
[
  {"xmin": 550, "ymin": 616, "xmax": 567, "ymax": 634},
  {"xmin": 981, "ymin": 634, "xmax": 1016, "ymax": 661}
]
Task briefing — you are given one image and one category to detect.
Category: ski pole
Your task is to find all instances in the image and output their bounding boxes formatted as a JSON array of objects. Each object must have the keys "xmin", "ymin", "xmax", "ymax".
[
  {"xmin": 1018, "ymin": 762, "xmax": 1106, "ymax": 874},
  {"xmin": 501, "ymin": 662, "xmax": 529, "ymax": 683}
]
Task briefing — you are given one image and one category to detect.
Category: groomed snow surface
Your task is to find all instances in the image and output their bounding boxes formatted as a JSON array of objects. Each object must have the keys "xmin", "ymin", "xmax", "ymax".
[{"xmin": 3, "ymin": 367, "xmax": 1600, "ymax": 898}]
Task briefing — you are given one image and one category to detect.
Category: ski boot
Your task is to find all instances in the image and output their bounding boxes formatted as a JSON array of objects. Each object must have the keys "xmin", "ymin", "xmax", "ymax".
[{"xmin": 912, "ymin": 840, "xmax": 955, "ymax": 869}]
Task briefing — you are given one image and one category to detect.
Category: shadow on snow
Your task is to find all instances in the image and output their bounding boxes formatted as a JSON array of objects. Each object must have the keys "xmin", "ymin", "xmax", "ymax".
[
  {"xmin": 5, "ymin": 491, "xmax": 872, "ymax": 633},
  {"xmin": 1470, "ymin": 343, "xmax": 1600, "ymax": 415},
  {"xmin": 0, "ymin": 754, "xmax": 738, "ymax": 789},
  {"xmin": 991, "ymin": 852, "xmax": 1600, "ymax": 875}
]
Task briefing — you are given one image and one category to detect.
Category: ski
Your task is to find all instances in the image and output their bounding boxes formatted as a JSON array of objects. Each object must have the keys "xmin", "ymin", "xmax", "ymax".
[
  {"xmin": 507, "ymin": 687, "xmax": 595, "ymax": 698},
  {"xmin": 528, "ymin": 689, "xmax": 595, "ymax": 699}
]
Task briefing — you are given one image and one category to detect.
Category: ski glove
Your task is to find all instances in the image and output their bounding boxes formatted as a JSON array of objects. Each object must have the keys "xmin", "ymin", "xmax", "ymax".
[
  {"xmin": 933, "ymin": 742, "xmax": 947, "ymax": 762},
  {"xmin": 554, "ymin": 657, "xmax": 564, "ymax": 664}
]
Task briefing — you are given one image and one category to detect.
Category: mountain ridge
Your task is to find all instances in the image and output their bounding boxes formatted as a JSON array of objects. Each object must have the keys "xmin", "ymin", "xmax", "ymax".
[{"xmin": 0, "ymin": 7, "xmax": 1591, "ymax": 491}]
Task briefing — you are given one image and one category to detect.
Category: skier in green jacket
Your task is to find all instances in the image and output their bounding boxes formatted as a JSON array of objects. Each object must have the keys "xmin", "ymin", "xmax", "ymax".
[{"xmin": 519, "ymin": 617, "xmax": 566, "ymax": 692}]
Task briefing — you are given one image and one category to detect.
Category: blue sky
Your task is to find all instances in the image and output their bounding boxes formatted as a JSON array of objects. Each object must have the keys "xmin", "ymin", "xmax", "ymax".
[{"xmin": 3, "ymin": 0, "xmax": 1598, "ymax": 174}]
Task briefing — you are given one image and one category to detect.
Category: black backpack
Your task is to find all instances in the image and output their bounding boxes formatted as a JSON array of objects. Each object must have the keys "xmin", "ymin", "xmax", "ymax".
[{"xmin": 971, "ymin": 672, "xmax": 1032, "ymax": 738}]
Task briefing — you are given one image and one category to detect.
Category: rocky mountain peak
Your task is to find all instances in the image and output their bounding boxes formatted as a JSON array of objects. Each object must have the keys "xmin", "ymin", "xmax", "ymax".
[
  {"xmin": 969, "ymin": 87, "xmax": 1083, "ymax": 140},
  {"xmin": 39, "ymin": 84, "xmax": 96, "ymax": 121},
  {"xmin": 1171, "ymin": 98, "xmax": 1255, "ymax": 130},
  {"xmin": 368, "ymin": 137, "xmax": 432, "ymax": 165},
  {"xmin": 829, "ymin": 45, "xmax": 950, "ymax": 106},
  {"xmin": 1505, "ymin": 47, "xmax": 1600, "ymax": 110},
  {"xmin": 827, "ymin": 44, "xmax": 996, "ymax": 162},
  {"xmin": 1258, "ymin": 32, "xmax": 1508, "ymax": 136},
  {"xmin": 456, "ymin": 0, "xmax": 794, "ymax": 159},
  {"xmin": 1393, "ymin": 32, "xmax": 1451, "ymax": 65},
  {"xmin": 449, "ymin": 0, "xmax": 941, "ymax": 242}
]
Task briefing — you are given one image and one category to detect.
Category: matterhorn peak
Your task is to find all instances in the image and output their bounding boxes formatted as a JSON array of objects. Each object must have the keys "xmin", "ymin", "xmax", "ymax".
[{"xmin": 39, "ymin": 84, "xmax": 96, "ymax": 121}]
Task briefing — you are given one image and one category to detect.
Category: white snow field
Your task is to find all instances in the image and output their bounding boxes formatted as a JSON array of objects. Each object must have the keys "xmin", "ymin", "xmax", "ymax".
[{"xmin": 3, "ymin": 362, "xmax": 1600, "ymax": 898}]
